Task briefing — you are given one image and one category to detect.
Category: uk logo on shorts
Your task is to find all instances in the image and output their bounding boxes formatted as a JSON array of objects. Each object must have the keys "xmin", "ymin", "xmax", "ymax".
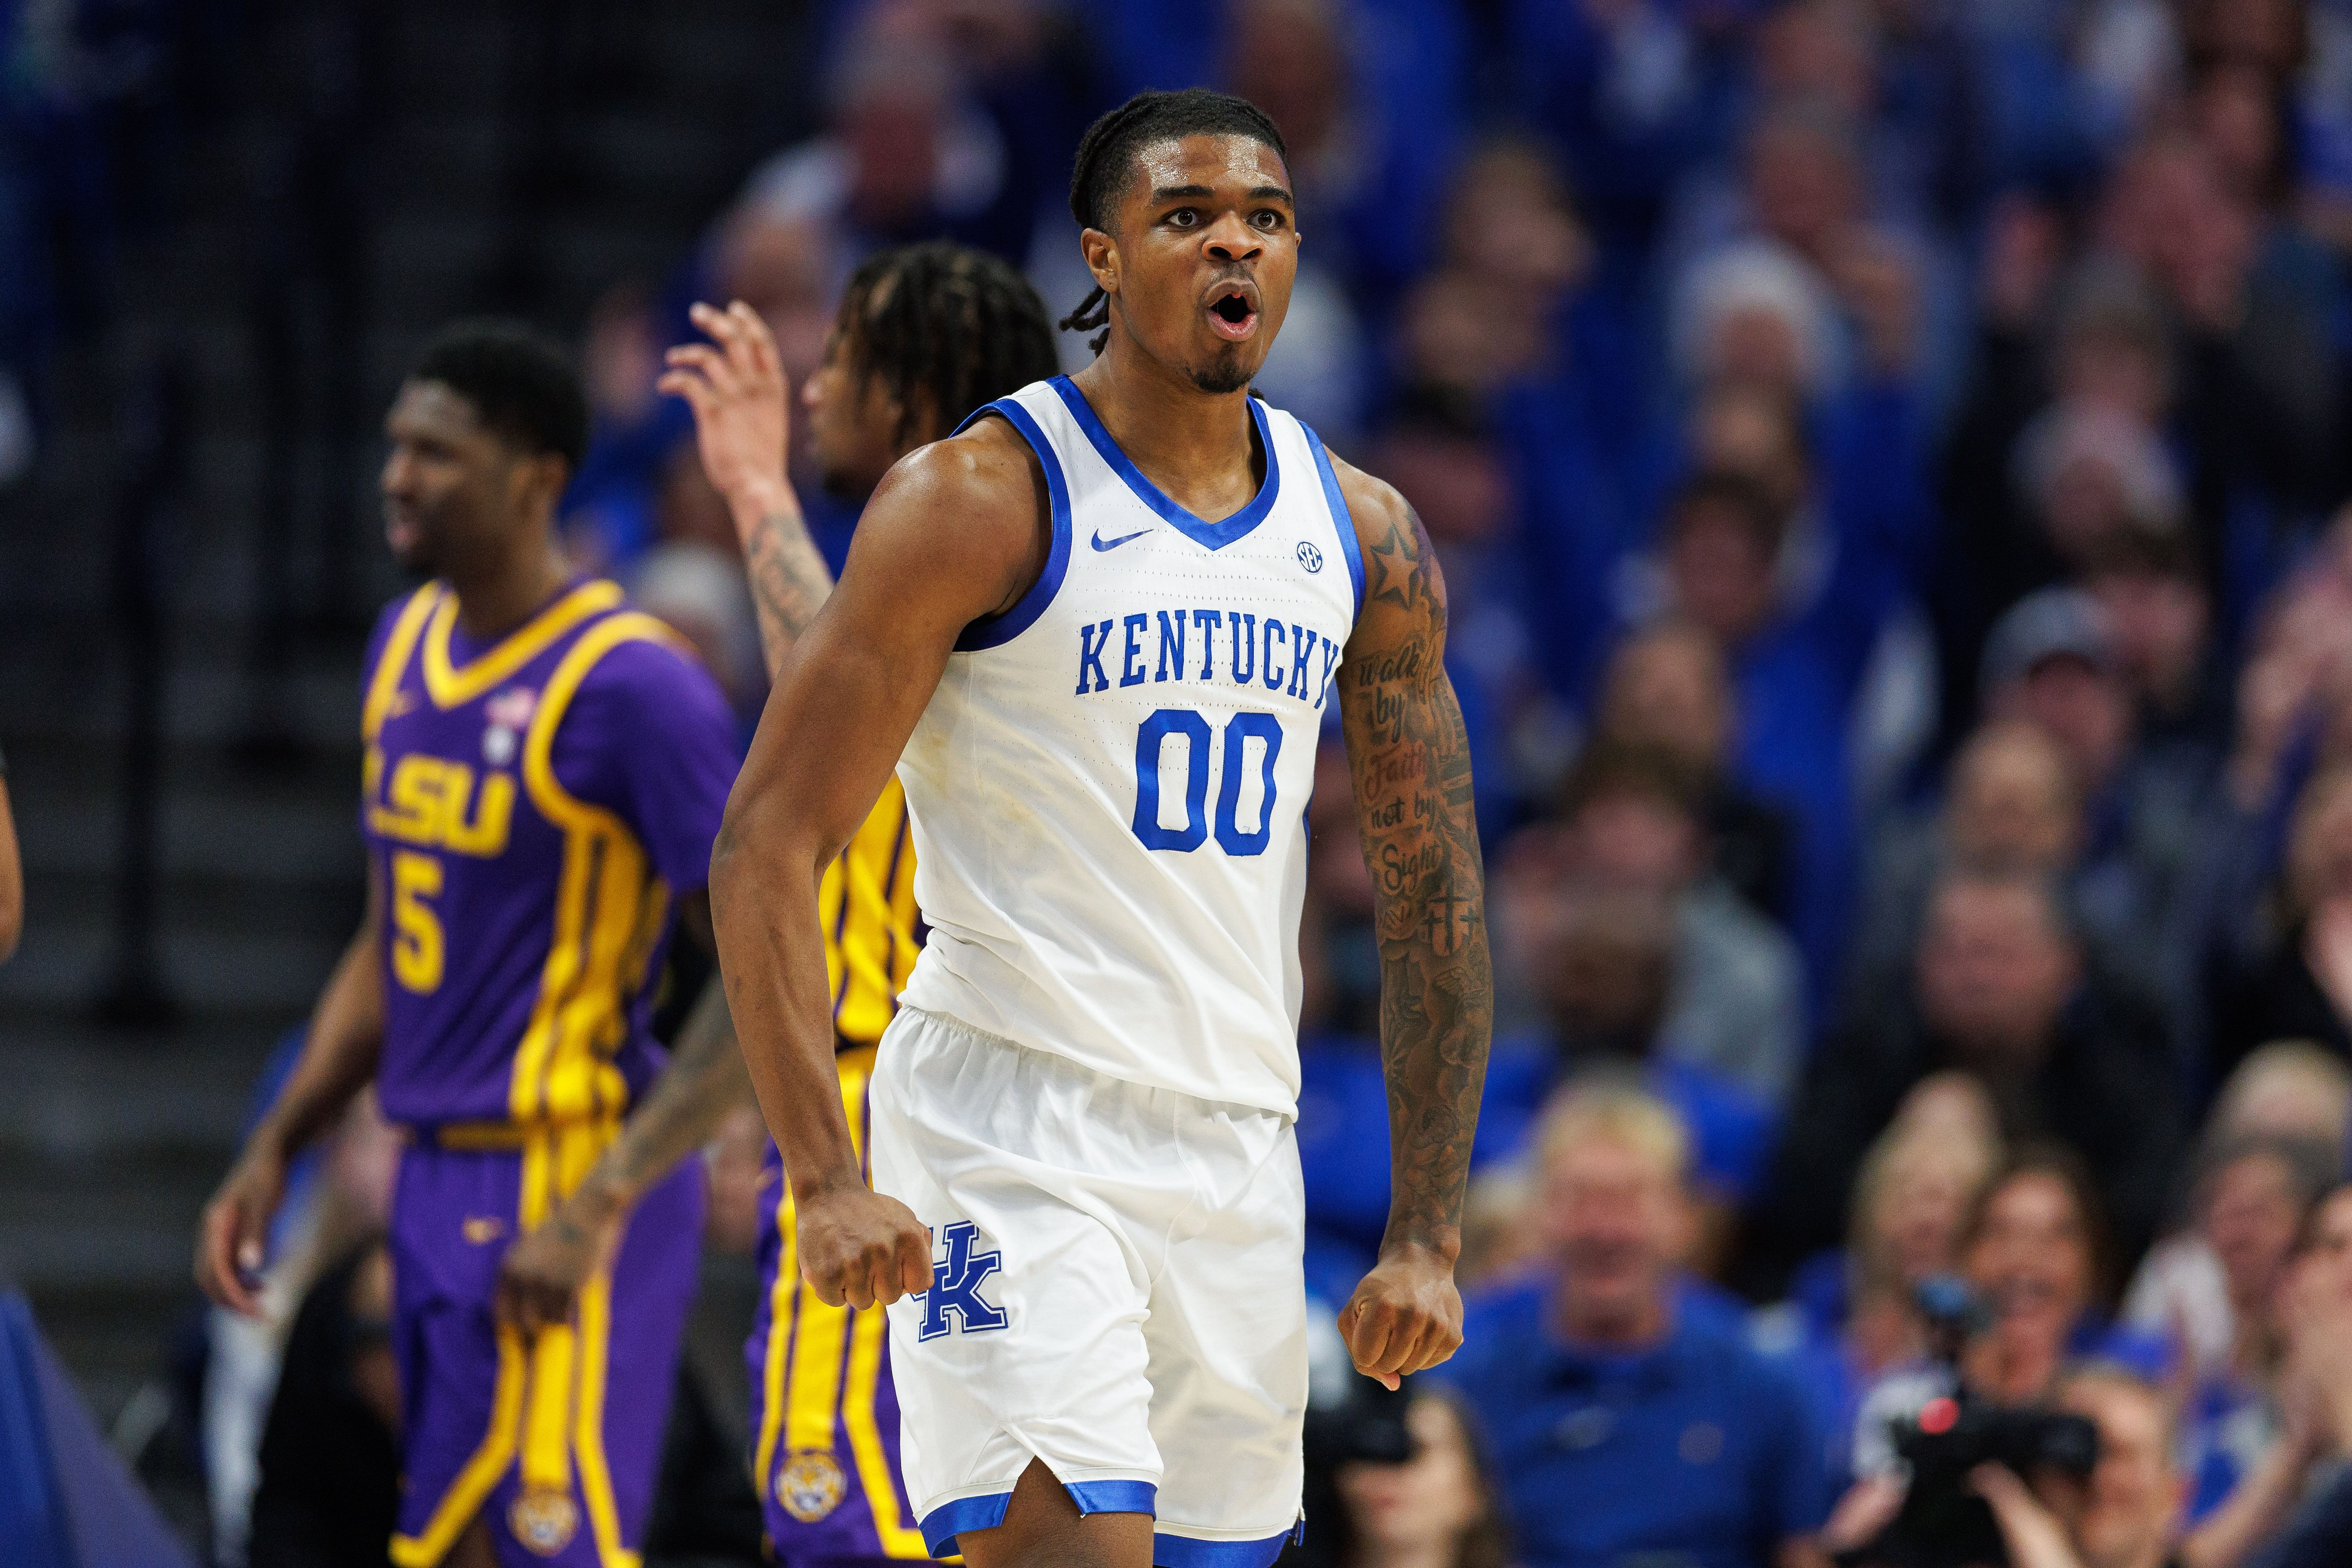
[{"xmin": 916, "ymin": 1221, "xmax": 1007, "ymax": 1341}]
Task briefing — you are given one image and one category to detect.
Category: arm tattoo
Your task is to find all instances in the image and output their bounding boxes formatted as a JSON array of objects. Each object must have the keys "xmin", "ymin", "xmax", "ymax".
[
  {"xmin": 742, "ymin": 498, "xmax": 839, "ymax": 681},
  {"xmin": 1342, "ymin": 502, "xmax": 1493, "ymax": 1254},
  {"xmin": 589, "ymin": 981, "xmax": 752, "ymax": 1204}
]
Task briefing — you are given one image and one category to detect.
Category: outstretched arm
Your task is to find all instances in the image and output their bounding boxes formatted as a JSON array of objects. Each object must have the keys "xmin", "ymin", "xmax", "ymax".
[
  {"xmin": 712, "ymin": 423, "xmax": 1046, "ymax": 1309},
  {"xmin": 659, "ymin": 300, "xmax": 837, "ymax": 677},
  {"xmin": 1330, "ymin": 458, "xmax": 1492, "ymax": 1388}
]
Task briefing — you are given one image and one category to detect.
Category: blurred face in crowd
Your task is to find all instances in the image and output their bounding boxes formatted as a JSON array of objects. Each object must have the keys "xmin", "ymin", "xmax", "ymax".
[
  {"xmin": 2190, "ymin": 64, "xmax": 2286, "ymax": 208},
  {"xmin": 2056, "ymin": 321, "xmax": 2169, "ymax": 428},
  {"xmin": 1705, "ymin": 306, "xmax": 1810, "ymax": 402},
  {"xmin": 2089, "ymin": 565, "xmax": 2209, "ymax": 713},
  {"xmin": 1085, "ymin": 133, "xmax": 1298, "ymax": 396},
  {"xmin": 837, "ymin": 64, "xmax": 947, "ymax": 233},
  {"xmin": 1691, "ymin": 388, "xmax": 1810, "ymax": 519},
  {"xmin": 1755, "ymin": 0, "xmax": 1877, "ymax": 118},
  {"xmin": 1544, "ymin": 1130, "xmax": 1691, "ymax": 1342},
  {"xmin": 1995, "ymin": 654, "xmax": 2134, "ymax": 793},
  {"xmin": 2185, "ymin": 0, "xmax": 2306, "ymax": 78},
  {"xmin": 1372, "ymin": 424, "xmax": 1510, "ymax": 552},
  {"xmin": 2203, "ymin": 1151, "xmax": 2309, "ymax": 1316},
  {"xmin": 380, "ymin": 381, "xmax": 565, "ymax": 579},
  {"xmin": 2039, "ymin": 445, "xmax": 2147, "ymax": 565},
  {"xmin": 1528, "ymin": 889, "xmax": 1674, "ymax": 1049},
  {"xmin": 1967, "ymin": 1170, "xmax": 2097, "ymax": 1349},
  {"xmin": 1563, "ymin": 788, "xmax": 1703, "ymax": 895},
  {"xmin": 1745, "ymin": 113, "xmax": 1863, "ymax": 261},
  {"xmin": 1441, "ymin": 142, "xmax": 1592, "ymax": 310},
  {"xmin": 1861, "ymin": 1139, "xmax": 1986, "ymax": 1291},
  {"xmin": 2048, "ymin": 1375, "xmax": 2187, "ymax": 1568},
  {"xmin": 718, "ymin": 213, "xmax": 839, "ymax": 390},
  {"xmin": 1335, "ymin": 1397, "xmax": 1487, "ymax": 1560},
  {"xmin": 1915, "ymin": 878, "xmax": 2081, "ymax": 1065},
  {"xmin": 1600, "ymin": 627, "xmax": 1735, "ymax": 772},
  {"xmin": 1665, "ymin": 495, "xmax": 1780, "ymax": 647},
  {"xmin": 1947, "ymin": 723, "xmax": 2081, "ymax": 871},
  {"xmin": 1226, "ymin": 0, "xmax": 1348, "ymax": 163}
]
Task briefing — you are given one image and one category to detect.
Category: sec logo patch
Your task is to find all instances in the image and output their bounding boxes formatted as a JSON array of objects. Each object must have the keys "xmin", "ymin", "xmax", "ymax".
[
  {"xmin": 1296, "ymin": 540, "xmax": 1324, "ymax": 573},
  {"xmin": 777, "ymin": 1449, "xmax": 848, "ymax": 1522}
]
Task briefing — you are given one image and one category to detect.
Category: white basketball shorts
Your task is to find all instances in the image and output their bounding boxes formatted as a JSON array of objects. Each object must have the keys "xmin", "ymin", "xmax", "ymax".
[{"xmin": 868, "ymin": 1004, "xmax": 1308, "ymax": 1565}]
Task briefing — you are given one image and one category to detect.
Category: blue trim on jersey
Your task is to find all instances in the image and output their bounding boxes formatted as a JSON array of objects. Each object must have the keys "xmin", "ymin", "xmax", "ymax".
[
  {"xmin": 917, "ymin": 1479, "xmax": 1158, "ymax": 1559},
  {"xmin": 1049, "ymin": 375, "xmax": 1280, "ymax": 551},
  {"xmin": 1152, "ymin": 1522, "xmax": 1303, "ymax": 1567},
  {"xmin": 953, "ymin": 397, "xmax": 1074, "ymax": 652},
  {"xmin": 1299, "ymin": 420, "xmax": 1364, "ymax": 622}
]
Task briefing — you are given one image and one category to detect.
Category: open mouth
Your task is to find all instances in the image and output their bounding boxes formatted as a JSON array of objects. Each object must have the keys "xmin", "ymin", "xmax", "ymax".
[{"xmin": 1205, "ymin": 282, "xmax": 1260, "ymax": 342}]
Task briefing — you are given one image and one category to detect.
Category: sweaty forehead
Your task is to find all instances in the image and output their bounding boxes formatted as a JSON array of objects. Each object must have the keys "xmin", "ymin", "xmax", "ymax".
[{"xmin": 1116, "ymin": 133, "xmax": 1290, "ymax": 217}]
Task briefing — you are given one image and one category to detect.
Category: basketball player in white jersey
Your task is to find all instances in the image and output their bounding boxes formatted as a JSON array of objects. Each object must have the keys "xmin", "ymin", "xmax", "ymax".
[{"xmin": 709, "ymin": 88, "xmax": 1492, "ymax": 1568}]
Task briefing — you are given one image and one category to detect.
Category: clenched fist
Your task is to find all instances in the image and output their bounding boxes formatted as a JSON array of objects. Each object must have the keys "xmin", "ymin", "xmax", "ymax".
[
  {"xmin": 798, "ymin": 1182, "xmax": 935, "ymax": 1310},
  {"xmin": 1339, "ymin": 1240, "xmax": 1465, "ymax": 1391}
]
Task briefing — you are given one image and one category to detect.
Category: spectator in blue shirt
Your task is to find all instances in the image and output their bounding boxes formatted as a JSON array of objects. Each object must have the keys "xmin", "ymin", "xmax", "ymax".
[{"xmin": 1440, "ymin": 1082, "xmax": 1835, "ymax": 1568}]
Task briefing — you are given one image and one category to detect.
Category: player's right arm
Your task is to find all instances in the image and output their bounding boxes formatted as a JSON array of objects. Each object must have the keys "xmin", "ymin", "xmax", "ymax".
[
  {"xmin": 660, "ymin": 300, "xmax": 836, "ymax": 678},
  {"xmin": 197, "ymin": 863, "xmax": 389, "ymax": 1316},
  {"xmin": 710, "ymin": 421, "xmax": 1047, "ymax": 1311}
]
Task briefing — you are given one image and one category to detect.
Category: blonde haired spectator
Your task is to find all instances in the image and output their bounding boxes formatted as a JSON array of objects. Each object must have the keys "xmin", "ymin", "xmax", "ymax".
[
  {"xmin": 2121, "ymin": 1033, "xmax": 2352, "ymax": 1385},
  {"xmin": 1441, "ymin": 1080, "xmax": 1834, "ymax": 1568},
  {"xmin": 1755, "ymin": 1076, "xmax": 2003, "ymax": 1474}
]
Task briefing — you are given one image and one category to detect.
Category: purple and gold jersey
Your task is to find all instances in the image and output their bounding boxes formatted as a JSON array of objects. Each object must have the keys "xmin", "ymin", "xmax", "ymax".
[{"xmin": 359, "ymin": 578, "xmax": 739, "ymax": 1133}]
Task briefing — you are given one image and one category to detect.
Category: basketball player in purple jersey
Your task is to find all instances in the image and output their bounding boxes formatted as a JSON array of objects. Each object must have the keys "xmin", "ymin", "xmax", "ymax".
[
  {"xmin": 197, "ymin": 322, "xmax": 745, "ymax": 1568},
  {"xmin": 493, "ymin": 246, "xmax": 1061, "ymax": 1566}
]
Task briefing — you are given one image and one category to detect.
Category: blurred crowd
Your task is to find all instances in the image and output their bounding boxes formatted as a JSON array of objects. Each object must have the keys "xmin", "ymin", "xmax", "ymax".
[{"xmin": 195, "ymin": 0, "xmax": 2352, "ymax": 1565}]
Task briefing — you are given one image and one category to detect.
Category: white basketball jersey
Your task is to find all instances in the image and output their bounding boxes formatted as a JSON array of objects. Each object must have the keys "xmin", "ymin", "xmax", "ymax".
[{"xmin": 894, "ymin": 375, "xmax": 1364, "ymax": 1118}]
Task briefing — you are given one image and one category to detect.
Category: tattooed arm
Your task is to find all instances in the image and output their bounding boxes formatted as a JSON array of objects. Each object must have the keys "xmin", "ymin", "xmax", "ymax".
[
  {"xmin": 659, "ymin": 300, "xmax": 837, "ymax": 676},
  {"xmin": 1328, "ymin": 455, "xmax": 1493, "ymax": 1389},
  {"xmin": 495, "ymin": 891, "xmax": 753, "ymax": 1332}
]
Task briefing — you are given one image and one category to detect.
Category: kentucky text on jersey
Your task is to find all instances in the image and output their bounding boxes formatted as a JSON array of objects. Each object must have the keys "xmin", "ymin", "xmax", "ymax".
[
  {"xmin": 894, "ymin": 375, "xmax": 1364, "ymax": 1119},
  {"xmin": 1073, "ymin": 608, "xmax": 1345, "ymax": 706}
]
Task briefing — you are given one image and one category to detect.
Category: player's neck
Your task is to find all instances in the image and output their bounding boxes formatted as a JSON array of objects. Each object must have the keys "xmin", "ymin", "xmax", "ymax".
[
  {"xmin": 1070, "ymin": 345, "xmax": 1261, "ymax": 504},
  {"xmin": 447, "ymin": 536, "xmax": 573, "ymax": 645}
]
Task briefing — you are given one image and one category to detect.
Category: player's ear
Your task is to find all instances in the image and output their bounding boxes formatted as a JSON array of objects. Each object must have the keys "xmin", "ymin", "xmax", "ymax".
[{"xmin": 1079, "ymin": 226, "xmax": 1121, "ymax": 298}]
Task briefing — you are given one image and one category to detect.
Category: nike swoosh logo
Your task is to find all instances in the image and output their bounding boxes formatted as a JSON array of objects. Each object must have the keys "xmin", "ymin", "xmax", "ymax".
[{"xmin": 1090, "ymin": 527, "xmax": 1152, "ymax": 552}]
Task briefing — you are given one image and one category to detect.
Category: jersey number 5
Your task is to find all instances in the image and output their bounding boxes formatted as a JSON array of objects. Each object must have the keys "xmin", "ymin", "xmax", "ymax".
[
  {"xmin": 1130, "ymin": 708, "xmax": 1283, "ymax": 857},
  {"xmin": 390, "ymin": 849, "xmax": 445, "ymax": 993}
]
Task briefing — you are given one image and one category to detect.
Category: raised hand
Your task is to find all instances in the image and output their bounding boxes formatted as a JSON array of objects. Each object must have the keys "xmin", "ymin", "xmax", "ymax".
[{"xmin": 658, "ymin": 300, "xmax": 793, "ymax": 521}]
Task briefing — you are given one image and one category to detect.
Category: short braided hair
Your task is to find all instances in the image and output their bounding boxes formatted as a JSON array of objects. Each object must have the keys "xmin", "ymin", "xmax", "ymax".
[
  {"xmin": 1060, "ymin": 88, "xmax": 1289, "ymax": 355},
  {"xmin": 835, "ymin": 241, "xmax": 1062, "ymax": 448}
]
